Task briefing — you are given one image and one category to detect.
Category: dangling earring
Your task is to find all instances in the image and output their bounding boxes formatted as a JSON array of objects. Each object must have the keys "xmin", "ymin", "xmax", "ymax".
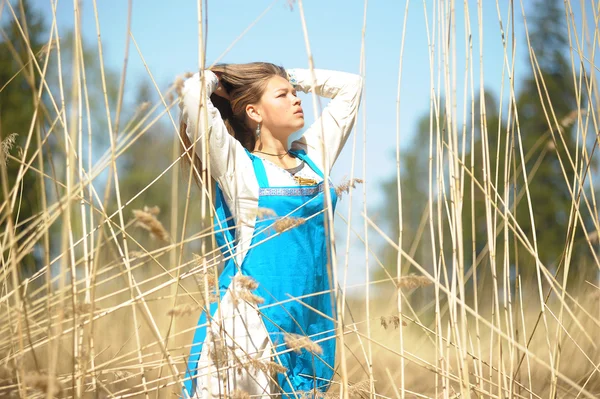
[{"xmin": 255, "ymin": 122, "xmax": 261, "ymax": 138}]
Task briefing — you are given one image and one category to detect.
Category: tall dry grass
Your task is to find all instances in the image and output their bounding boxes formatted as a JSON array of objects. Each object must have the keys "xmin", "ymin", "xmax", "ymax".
[{"xmin": 1, "ymin": 0, "xmax": 600, "ymax": 398}]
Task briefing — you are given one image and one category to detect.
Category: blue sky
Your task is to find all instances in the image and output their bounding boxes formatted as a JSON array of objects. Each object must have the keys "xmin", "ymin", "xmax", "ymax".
[
  {"xmin": 31, "ymin": 0, "xmax": 532, "ymax": 193},
  {"xmin": 26, "ymin": 0, "xmax": 588, "ymax": 288}
]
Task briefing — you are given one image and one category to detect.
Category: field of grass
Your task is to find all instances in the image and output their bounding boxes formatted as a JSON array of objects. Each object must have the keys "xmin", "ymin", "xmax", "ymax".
[{"xmin": 1, "ymin": 0, "xmax": 600, "ymax": 398}]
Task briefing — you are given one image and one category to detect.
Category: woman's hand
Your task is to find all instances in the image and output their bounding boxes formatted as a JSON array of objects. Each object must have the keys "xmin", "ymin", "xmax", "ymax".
[{"xmin": 213, "ymin": 72, "xmax": 231, "ymax": 101}]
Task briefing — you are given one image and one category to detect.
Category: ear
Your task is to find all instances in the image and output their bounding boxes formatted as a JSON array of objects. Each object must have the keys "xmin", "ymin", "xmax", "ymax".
[{"xmin": 246, "ymin": 103, "xmax": 262, "ymax": 124}]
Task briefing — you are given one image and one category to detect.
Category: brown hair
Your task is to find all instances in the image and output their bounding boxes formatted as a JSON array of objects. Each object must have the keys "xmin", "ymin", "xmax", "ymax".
[{"xmin": 179, "ymin": 62, "xmax": 287, "ymax": 187}]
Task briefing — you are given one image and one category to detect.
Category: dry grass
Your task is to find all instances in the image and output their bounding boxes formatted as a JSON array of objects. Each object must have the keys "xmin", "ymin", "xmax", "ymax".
[
  {"xmin": 254, "ymin": 207, "xmax": 277, "ymax": 219},
  {"xmin": 335, "ymin": 177, "xmax": 364, "ymax": 198},
  {"xmin": 284, "ymin": 333, "xmax": 324, "ymax": 355},
  {"xmin": 167, "ymin": 303, "xmax": 204, "ymax": 317},
  {"xmin": 245, "ymin": 358, "xmax": 287, "ymax": 375},
  {"xmin": 272, "ymin": 216, "xmax": 306, "ymax": 233},
  {"xmin": 230, "ymin": 274, "xmax": 265, "ymax": 306},
  {"xmin": 132, "ymin": 206, "xmax": 171, "ymax": 243},
  {"xmin": 395, "ymin": 274, "xmax": 433, "ymax": 290},
  {"xmin": 230, "ymin": 389, "xmax": 250, "ymax": 399},
  {"xmin": 22, "ymin": 372, "xmax": 63, "ymax": 396},
  {"xmin": 1, "ymin": 1, "xmax": 600, "ymax": 399},
  {"xmin": 1, "ymin": 133, "xmax": 18, "ymax": 165},
  {"xmin": 379, "ymin": 315, "xmax": 407, "ymax": 329},
  {"xmin": 205, "ymin": 332, "xmax": 287, "ymax": 382}
]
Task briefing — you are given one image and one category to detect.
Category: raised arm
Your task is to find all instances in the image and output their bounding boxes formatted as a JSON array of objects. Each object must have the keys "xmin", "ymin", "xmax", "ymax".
[
  {"xmin": 288, "ymin": 69, "xmax": 363, "ymax": 172},
  {"xmin": 179, "ymin": 70, "xmax": 242, "ymax": 179}
]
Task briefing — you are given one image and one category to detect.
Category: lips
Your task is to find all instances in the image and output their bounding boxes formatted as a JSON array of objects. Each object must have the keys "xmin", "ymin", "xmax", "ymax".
[{"xmin": 294, "ymin": 109, "xmax": 304, "ymax": 116}]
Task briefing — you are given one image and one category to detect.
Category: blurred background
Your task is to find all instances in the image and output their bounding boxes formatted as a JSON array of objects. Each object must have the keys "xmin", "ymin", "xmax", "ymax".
[{"xmin": 1, "ymin": 0, "xmax": 600, "ymax": 397}]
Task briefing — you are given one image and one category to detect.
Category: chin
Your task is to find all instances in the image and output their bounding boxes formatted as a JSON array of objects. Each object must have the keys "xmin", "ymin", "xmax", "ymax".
[{"xmin": 281, "ymin": 122, "xmax": 305, "ymax": 137}]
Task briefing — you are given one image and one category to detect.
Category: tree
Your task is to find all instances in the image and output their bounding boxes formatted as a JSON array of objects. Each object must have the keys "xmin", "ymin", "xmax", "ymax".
[
  {"xmin": 373, "ymin": 0, "xmax": 594, "ymax": 290},
  {"xmin": 513, "ymin": 0, "xmax": 592, "ymax": 278},
  {"xmin": 0, "ymin": 0, "xmax": 47, "ymax": 274},
  {"xmin": 116, "ymin": 81, "xmax": 212, "ymax": 257},
  {"xmin": 1, "ymin": 1, "xmax": 123, "ymax": 276},
  {"xmin": 375, "ymin": 114, "xmax": 435, "ymax": 280}
]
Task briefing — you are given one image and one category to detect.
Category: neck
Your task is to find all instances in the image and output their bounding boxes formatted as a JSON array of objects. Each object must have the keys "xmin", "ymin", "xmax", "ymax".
[{"xmin": 253, "ymin": 129, "xmax": 288, "ymax": 154}]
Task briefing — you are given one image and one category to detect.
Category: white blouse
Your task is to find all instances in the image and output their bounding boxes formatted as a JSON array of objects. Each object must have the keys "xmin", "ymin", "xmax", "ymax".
[{"xmin": 179, "ymin": 68, "xmax": 363, "ymax": 264}]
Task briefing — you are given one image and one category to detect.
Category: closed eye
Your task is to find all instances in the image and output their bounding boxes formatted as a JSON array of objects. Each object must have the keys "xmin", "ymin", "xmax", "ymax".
[{"xmin": 276, "ymin": 89, "xmax": 296, "ymax": 98}]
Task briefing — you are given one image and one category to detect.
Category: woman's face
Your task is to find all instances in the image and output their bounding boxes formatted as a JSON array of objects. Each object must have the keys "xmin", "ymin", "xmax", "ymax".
[{"xmin": 254, "ymin": 75, "xmax": 304, "ymax": 137}]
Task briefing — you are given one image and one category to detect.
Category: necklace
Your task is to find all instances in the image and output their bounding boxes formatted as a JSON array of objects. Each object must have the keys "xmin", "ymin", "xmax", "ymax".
[{"xmin": 253, "ymin": 150, "xmax": 289, "ymax": 158}]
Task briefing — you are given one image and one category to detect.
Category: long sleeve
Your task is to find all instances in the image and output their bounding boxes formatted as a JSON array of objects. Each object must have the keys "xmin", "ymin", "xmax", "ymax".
[
  {"xmin": 179, "ymin": 70, "xmax": 245, "ymax": 180},
  {"xmin": 288, "ymin": 69, "xmax": 363, "ymax": 172},
  {"xmin": 179, "ymin": 70, "xmax": 260, "ymax": 267}
]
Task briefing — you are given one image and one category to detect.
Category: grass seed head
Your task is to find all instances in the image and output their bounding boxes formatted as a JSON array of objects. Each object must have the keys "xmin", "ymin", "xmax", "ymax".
[
  {"xmin": 380, "ymin": 315, "xmax": 407, "ymax": 329},
  {"xmin": 232, "ymin": 274, "xmax": 259, "ymax": 290},
  {"xmin": 284, "ymin": 333, "xmax": 323, "ymax": 355},
  {"xmin": 144, "ymin": 205, "xmax": 160, "ymax": 215},
  {"xmin": 191, "ymin": 254, "xmax": 217, "ymax": 287},
  {"xmin": 230, "ymin": 275, "xmax": 264, "ymax": 306},
  {"xmin": 207, "ymin": 333, "xmax": 230, "ymax": 371},
  {"xmin": 231, "ymin": 389, "xmax": 250, "ymax": 399},
  {"xmin": 347, "ymin": 380, "xmax": 371, "ymax": 399},
  {"xmin": 175, "ymin": 76, "xmax": 186, "ymax": 97},
  {"xmin": 1, "ymin": 133, "xmax": 18, "ymax": 165},
  {"xmin": 396, "ymin": 274, "xmax": 433, "ymax": 290},
  {"xmin": 23, "ymin": 372, "xmax": 62, "ymax": 396},
  {"xmin": 246, "ymin": 358, "xmax": 287, "ymax": 375},
  {"xmin": 237, "ymin": 290, "xmax": 265, "ymax": 306},
  {"xmin": 37, "ymin": 40, "xmax": 57, "ymax": 61},
  {"xmin": 255, "ymin": 207, "xmax": 277, "ymax": 219},
  {"xmin": 335, "ymin": 177, "xmax": 364, "ymax": 198},
  {"xmin": 167, "ymin": 303, "xmax": 201, "ymax": 317},
  {"xmin": 132, "ymin": 207, "xmax": 170, "ymax": 243},
  {"xmin": 197, "ymin": 273, "xmax": 217, "ymax": 288},
  {"xmin": 137, "ymin": 101, "xmax": 151, "ymax": 113},
  {"xmin": 112, "ymin": 370, "xmax": 133, "ymax": 381},
  {"xmin": 272, "ymin": 217, "xmax": 306, "ymax": 233}
]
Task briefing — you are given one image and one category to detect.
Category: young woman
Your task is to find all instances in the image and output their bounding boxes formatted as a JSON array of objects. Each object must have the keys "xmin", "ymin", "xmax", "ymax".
[{"xmin": 179, "ymin": 62, "xmax": 362, "ymax": 398}]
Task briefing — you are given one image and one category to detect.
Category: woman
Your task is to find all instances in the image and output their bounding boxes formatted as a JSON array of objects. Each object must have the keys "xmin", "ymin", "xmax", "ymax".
[{"xmin": 179, "ymin": 62, "xmax": 362, "ymax": 398}]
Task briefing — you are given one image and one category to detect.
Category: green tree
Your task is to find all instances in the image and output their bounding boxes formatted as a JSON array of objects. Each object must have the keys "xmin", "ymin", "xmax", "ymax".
[
  {"xmin": 116, "ymin": 81, "xmax": 211, "ymax": 257},
  {"xmin": 513, "ymin": 0, "xmax": 591, "ymax": 277},
  {"xmin": 1, "ymin": 1, "xmax": 122, "ymax": 276},
  {"xmin": 374, "ymin": 0, "xmax": 594, "ymax": 288},
  {"xmin": 0, "ymin": 0, "xmax": 47, "ymax": 274},
  {"xmin": 375, "ymin": 114, "xmax": 435, "ymax": 279}
]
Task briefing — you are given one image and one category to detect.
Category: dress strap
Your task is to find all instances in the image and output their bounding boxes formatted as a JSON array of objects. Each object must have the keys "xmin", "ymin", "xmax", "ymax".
[
  {"xmin": 244, "ymin": 149, "xmax": 270, "ymax": 188},
  {"xmin": 213, "ymin": 182, "xmax": 237, "ymax": 258},
  {"xmin": 289, "ymin": 149, "xmax": 324, "ymax": 179}
]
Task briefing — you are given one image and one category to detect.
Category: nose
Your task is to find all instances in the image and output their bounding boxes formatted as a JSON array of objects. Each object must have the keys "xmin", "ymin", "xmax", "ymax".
[{"xmin": 293, "ymin": 95, "xmax": 301, "ymax": 106}]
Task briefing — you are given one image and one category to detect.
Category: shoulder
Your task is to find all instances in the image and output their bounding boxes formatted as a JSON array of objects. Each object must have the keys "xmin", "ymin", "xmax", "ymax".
[{"xmin": 216, "ymin": 149, "xmax": 259, "ymax": 200}]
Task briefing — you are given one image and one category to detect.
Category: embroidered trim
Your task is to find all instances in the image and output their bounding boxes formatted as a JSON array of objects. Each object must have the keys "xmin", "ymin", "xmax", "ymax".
[{"xmin": 259, "ymin": 180, "xmax": 334, "ymax": 196}]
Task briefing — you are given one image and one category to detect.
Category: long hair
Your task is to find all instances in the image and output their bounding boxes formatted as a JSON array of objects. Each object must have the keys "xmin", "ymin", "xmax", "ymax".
[{"xmin": 179, "ymin": 62, "xmax": 287, "ymax": 188}]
